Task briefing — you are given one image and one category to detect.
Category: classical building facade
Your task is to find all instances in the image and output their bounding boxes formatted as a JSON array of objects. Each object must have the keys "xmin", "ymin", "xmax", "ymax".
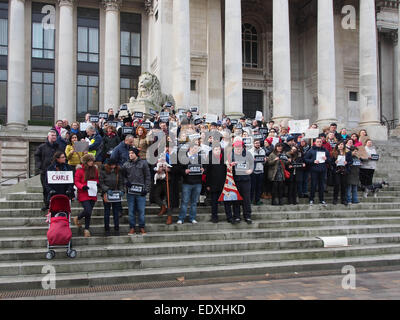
[{"xmin": 0, "ymin": 0, "xmax": 400, "ymax": 184}]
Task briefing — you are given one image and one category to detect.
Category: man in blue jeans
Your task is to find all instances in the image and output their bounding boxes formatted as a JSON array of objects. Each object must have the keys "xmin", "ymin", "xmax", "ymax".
[
  {"xmin": 177, "ymin": 144, "xmax": 204, "ymax": 224},
  {"xmin": 121, "ymin": 147, "xmax": 151, "ymax": 235}
]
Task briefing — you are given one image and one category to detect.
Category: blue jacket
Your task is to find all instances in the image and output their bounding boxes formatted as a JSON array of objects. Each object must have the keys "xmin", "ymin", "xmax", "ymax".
[
  {"xmin": 110, "ymin": 141, "xmax": 131, "ymax": 167},
  {"xmin": 87, "ymin": 132, "xmax": 103, "ymax": 162},
  {"xmin": 304, "ymin": 146, "xmax": 330, "ymax": 172}
]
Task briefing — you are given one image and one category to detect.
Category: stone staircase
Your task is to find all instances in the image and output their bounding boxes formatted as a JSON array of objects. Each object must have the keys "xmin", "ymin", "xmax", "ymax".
[{"xmin": 0, "ymin": 139, "xmax": 400, "ymax": 292}]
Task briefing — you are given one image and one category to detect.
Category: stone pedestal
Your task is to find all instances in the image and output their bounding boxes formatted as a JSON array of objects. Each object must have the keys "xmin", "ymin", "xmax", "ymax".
[{"xmin": 128, "ymin": 100, "xmax": 157, "ymax": 116}]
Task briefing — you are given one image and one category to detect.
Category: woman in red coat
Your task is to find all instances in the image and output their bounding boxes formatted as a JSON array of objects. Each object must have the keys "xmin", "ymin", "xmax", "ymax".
[{"xmin": 73, "ymin": 154, "xmax": 99, "ymax": 237}]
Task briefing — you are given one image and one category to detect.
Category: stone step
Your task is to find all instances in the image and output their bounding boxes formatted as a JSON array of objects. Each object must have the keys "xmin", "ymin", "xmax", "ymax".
[
  {"xmin": 2, "ymin": 253, "xmax": 400, "ymax": 291},
  {"xmin": 2, "ymin": 215, "xmax": 400, "ymax": 230},
  {"xmin": 2, "ymin": 202, "xmax": 400, "ymax": 218},
  {"xmin": 1, "ymin": 223, "xmax": 400, "ymax": 239},
  {"xmin": 1, "ymin": 196, "xmax": 398, "ymax": 209},
  {"xmin": 2, "ymin": 233, "xmax": 400, "ymax": 262},
  {"xmin": 6, "ymin": 189, "xmax": 400, "ymax": 201},
  {"xmin": 2, "ymin": 243, "xmax": 400, "ymax": 278}
]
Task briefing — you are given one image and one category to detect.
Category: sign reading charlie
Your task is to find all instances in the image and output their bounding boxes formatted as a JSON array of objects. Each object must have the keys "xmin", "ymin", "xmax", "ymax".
[{"xmin": 47, "ymin": 171, "xmax": 74, "ymax": 184}]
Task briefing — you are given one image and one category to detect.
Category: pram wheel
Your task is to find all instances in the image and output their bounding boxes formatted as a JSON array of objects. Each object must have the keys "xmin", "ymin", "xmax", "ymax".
[
  {"xmin": 46, "ymin": 250, "xmax": 55, "ymax": 260},
  {"xmin": 67, "ymin": 249, "xmax": 77, "ymax": 259}
]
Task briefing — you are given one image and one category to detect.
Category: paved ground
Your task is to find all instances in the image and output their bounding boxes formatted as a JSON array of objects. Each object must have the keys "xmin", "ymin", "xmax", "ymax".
[{"xmin": 10, "ymin": 270, "xmax": 400, "ymax": 300}]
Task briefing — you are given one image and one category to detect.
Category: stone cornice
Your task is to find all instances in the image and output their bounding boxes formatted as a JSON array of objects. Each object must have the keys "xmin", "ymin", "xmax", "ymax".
[{"xmin": 103, "ymin": 0, "xmax": 122, "ymax": 11}]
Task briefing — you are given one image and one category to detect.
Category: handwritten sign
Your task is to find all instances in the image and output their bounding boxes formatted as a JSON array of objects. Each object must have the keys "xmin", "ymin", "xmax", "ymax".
[
  {"xmin": 47, "ymin": 171, "xmax": 74, "ymax": 184},
  {"xmin": 205, "ymin": 113, "xmax": 218, "ymax": 123},
  {"xmin": 304, "ymin": 128, "xmax": 320, "ymax": 139},
  {"xmin": 288, "ymin": 119, "xmax": 310, "ymax": 134}
]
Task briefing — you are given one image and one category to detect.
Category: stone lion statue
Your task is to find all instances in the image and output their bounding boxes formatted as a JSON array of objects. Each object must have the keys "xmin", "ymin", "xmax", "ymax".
[{"xmin": 136, "ymin": 72, "xmax": 175, "ymax": 109}]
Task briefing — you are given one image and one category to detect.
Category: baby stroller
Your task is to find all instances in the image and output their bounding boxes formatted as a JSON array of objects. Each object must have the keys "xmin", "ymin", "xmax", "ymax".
[{"xmin": 45, "ymin": 194, "xmax": 77, "ymax": 260}]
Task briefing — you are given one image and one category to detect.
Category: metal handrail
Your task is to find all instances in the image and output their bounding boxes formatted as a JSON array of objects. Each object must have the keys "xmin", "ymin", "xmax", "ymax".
[{"xmin": 0, "ymin": 172, "xmax": 28, "ymax": 186}]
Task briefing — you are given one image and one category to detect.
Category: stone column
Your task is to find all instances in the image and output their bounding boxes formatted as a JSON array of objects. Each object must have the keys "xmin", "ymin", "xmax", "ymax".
[
  {"xmin": 206, "ymin": 0, "xmax": 223, "ymax": 115},
  {"xmin": 272, "ymin": 0, "xmax": 292, "ymax": 126},
  {"xmin": 103, "ymin": 0, "xmax": 121, "ymax": 112},
  {"xmin": 7, "ymin": 0, "xmax": 26, "ymax": 129},
  {"xmin": 172, "ymin": 0, "xmax": 191, "ymax": 108},
  {"xmin": 317, "ymin": 0, "xmax": 337, "ymax": 128},
  {"xmin": 224, "ymin": 0, "xmax": 243, "ymax": 118},
  {"xmin": 359, "ymin": 0, "xmax": 387, "ymax": 140},
  {"xmin": 56, "ymin": 0, "xmax": 75, "ymax": 122},
  {"xmin": 392, "ymin": 6, "xmax": 400, "ymax": 136}
]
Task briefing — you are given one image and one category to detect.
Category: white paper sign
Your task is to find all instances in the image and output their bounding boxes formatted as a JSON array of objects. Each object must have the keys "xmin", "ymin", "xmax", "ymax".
[
  {"xmin": 47, "ymin": 171, "xmax": 74, "ymax": 184},
  {"xmin": 304, "ymin": 128, "xmax": 320, "ymax": 139},
  {"xmin": 255, "ymin": 111, "xmax": 263, "ymax": 121},
  {"xmin": 316, "ymin": 151, "xmax": 326, "ymax": 164},
  {"xmin": 272, "ymin": 137, "xmax": 280, "ymax": 147},
  {"xmin": 337, "ymin": 155, "xmax": 346, "ymax": 167},
  {"xmin": 205, "ymin": 113, "xmax": 218, "ymax": 123},
  {"xmin": 87, "ymin": 180, "xmax": 98, "ymax": 197},
  {"xmin": 80, "ymin": 122, "xmax": 90, "ymax": 131},
  {"xmin": 288, "ymin": 119, "xmax": 310, "ymax": 134}
]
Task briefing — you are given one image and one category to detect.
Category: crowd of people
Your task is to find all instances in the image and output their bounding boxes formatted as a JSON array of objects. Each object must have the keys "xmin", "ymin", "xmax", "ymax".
[{"xmin": 34, "ymin": 103, "xmax": 380, "ymax": 237}]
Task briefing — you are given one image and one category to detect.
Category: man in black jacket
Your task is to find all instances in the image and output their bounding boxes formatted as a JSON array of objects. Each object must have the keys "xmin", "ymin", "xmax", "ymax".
[
  {"xmin": 205, "ymin": 146, "xmax": 227, "ymax": 223},
  {"xmin": 304, "ymin": 137, "xmax": 331, "ymax": 206},
  {"xmin": 177, "ymin": 144, "xmax": 204, "ymax": 224},
  {"xmin": 35, "ymin": 130, "xmax": 60, "ymax": 211}
]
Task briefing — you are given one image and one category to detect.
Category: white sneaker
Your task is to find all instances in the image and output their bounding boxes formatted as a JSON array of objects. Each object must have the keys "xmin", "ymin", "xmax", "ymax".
[
  {"xmin": 177, "ymin": 220, "xmax": 183, "ymax": 225},
  {"xmin": 191, "ymin": 220, "xmax": 198, "ymax": 224}
]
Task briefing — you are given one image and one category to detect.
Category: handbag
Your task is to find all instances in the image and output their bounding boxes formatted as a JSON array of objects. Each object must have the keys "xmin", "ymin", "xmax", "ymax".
[{"xmin": 280, "ymin": 160, "xmax": 291, "ymax": 180}]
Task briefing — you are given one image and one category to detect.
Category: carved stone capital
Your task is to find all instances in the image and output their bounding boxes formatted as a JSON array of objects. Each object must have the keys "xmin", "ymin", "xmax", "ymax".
[
  {"xmin": 103, "ymin": 0, "xmax": 122, "ymax": 12},
  {"xmin": 57, "ymin": 0, "xmax": 74, "ymax": 7},
  {"xmin": 144, "ymin": 0, "xmax": 154, "ymax": 15}
]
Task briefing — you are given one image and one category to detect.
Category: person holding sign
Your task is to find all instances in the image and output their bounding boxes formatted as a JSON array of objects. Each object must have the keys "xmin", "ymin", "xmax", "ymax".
[
  {"xmin": 73, "ymin": 154, "xmax": 99, "ymax": 238},
  {"xmin": 35, "ymin": 130, "xmax": 60, "ymax": 211},
  {"xmin": 121, "ymin": 147, "xmax": 151, "ymax": 235},
  {"xmin": 267, "ymin": 143, "xmax": 288, "ymax": 206},
  {"xmin": 44, "ymin": 151, "xmax": 75, "ymax": 203},
  {"xmin": 286, "ymin": 146, "xmax": 305, "ymax": 205},
  {"xmin": 65, "ymin": 133, "xmax": 85, "ymax": 172},
  {"xmin": 85, "ymin": 125, "xmax": 103, "ymax": 164},
  {"xmin": 99, "ymin": 158, "xmax": 124, "ymax": 236},
  {"xmin": 330, "ymin": 142, "xmax": 352, "ymax": 205},
  {"xmin": 177, "ymin": 144, "xmax": 204, "ymax": 225},
  {"xmin": 360, "ymin": 139, "xmax": 377, "ymax": 190},
  {"xmin": 228, "ymin": 140, "xmax": 254, "ymax": 224},
  {"xmin": 346, "ymin": 146, "xmax": 361, "ymax": 205},
  {"xmin": 102, "ymin": 125, "xmax": 121, "ymax": 160},
  {"xmin": 304, "ymin": 137, "xmax": 330, "ymax": 206},
  {"xmin": 249, "ymin": 139, "xmax": 266, "ymax": 206}
]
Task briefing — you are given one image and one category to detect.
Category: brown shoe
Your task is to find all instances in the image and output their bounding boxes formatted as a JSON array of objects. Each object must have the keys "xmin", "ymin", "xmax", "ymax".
[
  {"xmin": 158, "ymin": 205, "xmax": 167, "ymax": 216},
  {"xmin": 166, "ymin": 216, "xmax": 173, "ymax": 225},
  {"xmin": 128, "ymin": 228, "xmax": 135, "ymax": 235},
  {"xmin": 140, "ymin": 228, "xmax": 147, "ymax": 235},
  {"xmin": 73, "ymin": 217, "xmax": 82, "ymax": 228},
  {"xmin": 83, "ymin": 229, "xmax": 91, "ymax": 237}
]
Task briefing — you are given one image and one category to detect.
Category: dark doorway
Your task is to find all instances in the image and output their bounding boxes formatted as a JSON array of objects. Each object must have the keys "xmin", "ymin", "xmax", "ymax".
[{"xmin": 243, "ymin": 89, "xmax": 263, "ymax": 119}]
